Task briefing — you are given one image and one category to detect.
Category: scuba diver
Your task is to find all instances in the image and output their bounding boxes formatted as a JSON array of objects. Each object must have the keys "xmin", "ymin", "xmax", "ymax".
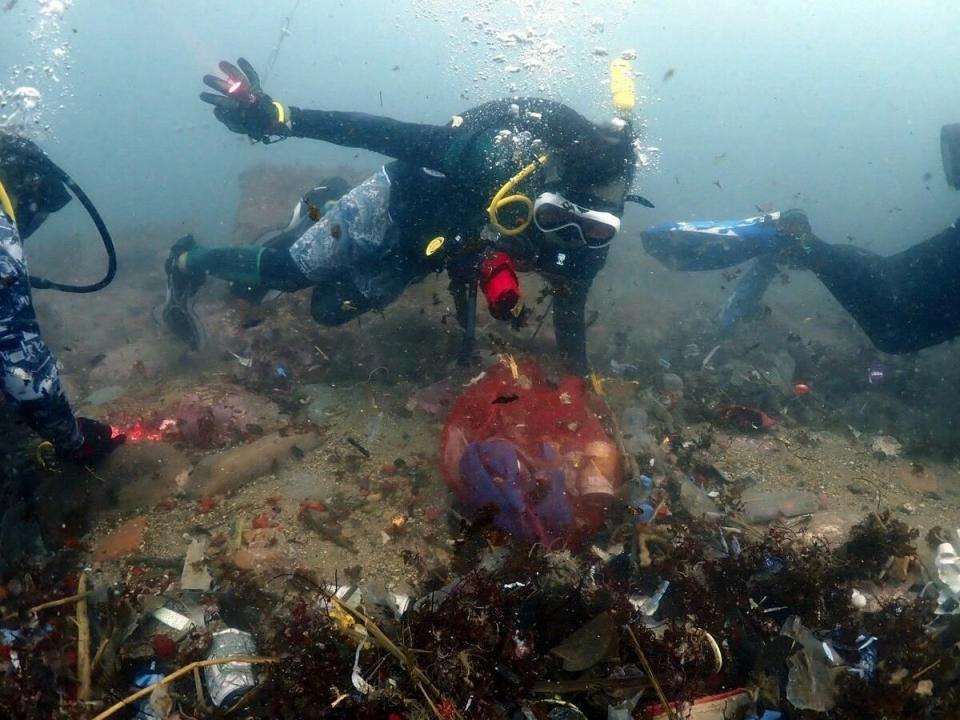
[
  {"xmin": 640, "ymin": 123, "xmax": 960, "ymax": 355},
  {"xmin": 160, "ymin": 58, "xmax": 649, "ymax": 374},
  {"xmin": 0, "ymin": 132, "xmax": 123, "ymax": 462}
]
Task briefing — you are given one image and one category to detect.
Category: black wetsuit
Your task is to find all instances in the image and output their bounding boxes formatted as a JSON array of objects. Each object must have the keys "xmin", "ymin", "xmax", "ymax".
[
  {"xmin": 267, "ymin": 98, "xmax": 618, "ymax": 373},
  {"xmin": 803, "ymin": 221, "xmax": 960, "ymax": 353}
]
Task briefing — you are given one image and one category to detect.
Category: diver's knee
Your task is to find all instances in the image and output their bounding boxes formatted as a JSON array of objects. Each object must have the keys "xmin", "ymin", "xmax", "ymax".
[
  {"xmin": 309, "ymin": 285, "xmax": 368, "ymax": 326},
  {"xmin": 2, "ymin": 371, "xmax": 47, "ymax": 404},
  {"xmin": 867, "ymin": 328, "xmax": 915, "ymax": 355}
]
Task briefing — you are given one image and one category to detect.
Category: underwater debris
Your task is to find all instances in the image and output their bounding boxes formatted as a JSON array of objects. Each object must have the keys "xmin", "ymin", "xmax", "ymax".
[
  {"xmin": 716, "ymin": 404, "xmax": 778, "ymax": 431},
  {"xmin": 1, "ymin": 504, "xmax": 959, "ymax": 718}
]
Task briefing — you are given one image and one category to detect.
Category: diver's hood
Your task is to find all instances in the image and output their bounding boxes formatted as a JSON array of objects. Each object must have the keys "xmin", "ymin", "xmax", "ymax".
[
  {"xmin": 0, "ymin": 131, "xmax": 116, "ymax": 292},
  {"xmin": 0, "ymin": 132, "xmax": 72, "ymax": 235}
]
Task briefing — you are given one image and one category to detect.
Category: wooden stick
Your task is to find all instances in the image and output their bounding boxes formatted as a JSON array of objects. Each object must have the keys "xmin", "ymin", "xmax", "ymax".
[
  {"xmin": 418, "ymin": 682, "xmax": 444, "ymax": 720},
  {"xmin": 91, "ymin": 637, "xmax": 110, "ymax": 673},
  {"xmin": 225, "ymin": 680, "xmax": 268, "ymax": 717},
  {"xmin": 532, "ymin": 676, "xmax": 650, "ymax": 694},
  {"xmin": 2, "ymin": 590, "xmax": 93, "ymax": 621},
  {"xmin": 330, "ymin": 596, "xmax": 440, "ymax": 698},
  {"xmin": 626, "ymin": 625, "xmax": 680, "ymax": 720},
  {"xmin": 192, "ymin": 666, "xmax": 206, "ymax": 711},
  {"xmin": 77, "ymin": 574, "xmax": 91, "ymax": 702},
  {"xmin": 90, "ymin": 656, "xmax": 279, "ymax": 720},
  {"xmin": 912, "ymin": 659, "xmax": 942, "ymax": 681}
]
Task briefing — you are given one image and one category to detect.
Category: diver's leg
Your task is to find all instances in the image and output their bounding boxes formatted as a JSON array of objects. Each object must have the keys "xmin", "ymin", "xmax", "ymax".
[
  {"xmin": 309, "ymin": 281, "xmax": 372, "ymax": 326},
  {"xmin": 180, "ymin": 245, "xmax": 311, "ymax": 291},
  {"xmin": 802, "ymin": 221, "xmax": 960, "ymax": 353},
  {"xmin": 158, "ymin": 178, "xmax": 355, "ymax": 348},
  {"xmin": 552, "ymin": 280, "xmax": 590, "ymax": 376},
  {"xmin": 159, "ymin": 237, "xmax": 313, "ymax": 349},
  {"xmin": 449, "ymin": 280, "xmax": 478, "ymax": 365}
]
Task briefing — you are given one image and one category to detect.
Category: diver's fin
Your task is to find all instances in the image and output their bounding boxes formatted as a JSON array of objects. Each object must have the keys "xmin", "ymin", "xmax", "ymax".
[{"xmin": 156, "ymin": 235, "xmax": 207, "ymax": 350}]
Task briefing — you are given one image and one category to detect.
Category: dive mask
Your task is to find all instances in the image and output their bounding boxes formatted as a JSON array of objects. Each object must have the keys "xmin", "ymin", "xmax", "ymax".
[{"xmin": 533, "ymin": 191, "xmax": 621, "ymax": 249}]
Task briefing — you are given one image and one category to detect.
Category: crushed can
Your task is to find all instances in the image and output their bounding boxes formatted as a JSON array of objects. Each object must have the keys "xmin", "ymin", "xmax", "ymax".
[{"xmin": 204, "ymin": 628, "xmax": 258, "ymax": 708}]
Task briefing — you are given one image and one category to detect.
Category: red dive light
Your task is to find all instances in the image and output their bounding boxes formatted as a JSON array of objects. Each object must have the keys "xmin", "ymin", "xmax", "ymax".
[{"xmin": 479, "ymin": 251, "xmax": 522, "ymax": 321}]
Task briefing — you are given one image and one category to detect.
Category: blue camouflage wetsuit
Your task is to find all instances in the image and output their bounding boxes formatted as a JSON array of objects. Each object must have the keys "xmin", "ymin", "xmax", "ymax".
[{"xmin": 0, "ymin": 209, "xmax": 82, "ymax": 451}]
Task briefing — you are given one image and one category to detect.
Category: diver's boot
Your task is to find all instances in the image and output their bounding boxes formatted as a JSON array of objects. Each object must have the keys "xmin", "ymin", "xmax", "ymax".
[
  {"xmin": 157, "ymin": 235, "xmax": 207, "ymax": 350},
  {"xmin": 774, "ymin": 209, "xmax": 818, "ymax": 268}
]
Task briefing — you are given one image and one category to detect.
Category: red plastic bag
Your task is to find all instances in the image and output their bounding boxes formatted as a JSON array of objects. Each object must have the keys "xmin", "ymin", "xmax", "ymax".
[{"xmin": 440, "ymin": 360, "xmax": 622, "ymax": 543}]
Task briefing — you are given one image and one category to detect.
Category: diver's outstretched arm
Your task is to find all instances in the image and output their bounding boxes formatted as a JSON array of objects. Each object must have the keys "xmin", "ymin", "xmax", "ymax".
[{"xmin": 287, "ymin": 108, "xmax": 455, "ymax": 169}]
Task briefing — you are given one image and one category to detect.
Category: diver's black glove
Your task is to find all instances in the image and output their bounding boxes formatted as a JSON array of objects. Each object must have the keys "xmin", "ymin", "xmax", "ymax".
[
  {"xmin": 63, "ymin": 417, "xmax": 125, "ymax": 464},
  {"xmin": 200, "ymin": 58, "xmax": 289, "ymax": 142}
]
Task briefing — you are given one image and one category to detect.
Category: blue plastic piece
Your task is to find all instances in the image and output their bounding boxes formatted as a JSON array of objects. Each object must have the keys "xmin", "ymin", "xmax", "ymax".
[
  {"xmin": 133, "ymin": 659, "xmax": 165, "ymax": 688},
  {"xmin": 760, "ymin": 553, "xmax": 785, "ymax": 574},
  {"xmin": 458, "ymin": 439, "xmax": 573, "ymax": 543},
  {"xmin": 719, "ymin": 254, "xmax": 781, "ymax": 331},
  {"xmin": 637, "ymin": 502, "xmax": 656, "ymax": 523}
]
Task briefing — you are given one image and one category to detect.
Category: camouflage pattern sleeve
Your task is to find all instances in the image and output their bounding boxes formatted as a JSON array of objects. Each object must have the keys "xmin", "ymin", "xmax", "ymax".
[{"xmin": 0, "ymin": 212, "xmax": 83, "ymax": 451}]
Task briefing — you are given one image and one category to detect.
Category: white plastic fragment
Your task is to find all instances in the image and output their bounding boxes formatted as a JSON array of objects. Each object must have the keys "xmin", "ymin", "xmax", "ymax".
[
  {"xmin": 351, "ymin": 644, "xmax": 373, "ymax": 695},
  {"xmin": 934, "ymin": 541, "xmax": 960, "ymax": 593},
  {"xmin": 229, "ymin": 352, "xmax": 252, "ymax": 368},
  {"xmin": 850, "ymin": 588, "xmax": 867, "ymax": 609}
]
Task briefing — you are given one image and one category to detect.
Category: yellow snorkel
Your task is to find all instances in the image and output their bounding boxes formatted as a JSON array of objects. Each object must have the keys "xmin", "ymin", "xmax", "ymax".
[
  {"xmin": 610, "ymin": 58, "xmax": 637, "ymax": 117},
  {"xmin": 486, "ymin": 153, "xmax": 549, "ymax": 236},
  {"xmin": 0, "ymin": 179, "xmax": 16, "ymax": 223},
  {"xmin": 485, "ymin": 59, "xmax": 636, "ymax": 237}
]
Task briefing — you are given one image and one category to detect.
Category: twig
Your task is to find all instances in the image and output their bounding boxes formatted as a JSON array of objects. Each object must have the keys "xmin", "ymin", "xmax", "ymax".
[
  {"xmin": 193, "ymin": 666, "xmax": 206, "ymax": 711},
  {"xmin": 418, "ymin": 682, "xmax": 444, "ymax": 720},
  {"xmin": 330, "ymin": 596, "xmax": 440, "ymax": 698},
  {"xmin": 91, "ymin": 637, "xmax": 110, "ymax": 673},
  {"xmin": 346, "ymin": 437, "xmax": 371, "ymax": 458},
  {"xmin": 90, "ymin": 656, "xmax": 279, "ymax": 720},
  {"xmin": 2, "ymin": 590, "xmax": 93, "ymax": 621},
  {"xmin": 626, "ymin": 625, "xmax": 680, "ymax": 720},
  {"xmin": 529, "ymin": 296, "xmax": 554, "ymax": 340},
  {"xmin": 77, "ymin": 574, "xmax": 91, "ymax": 702},
  {"xmin": 912, "ymin": 659, "xmax": 941, "ymax": 680},
  {"xmin": 589, "ymin": 374, "xmax": 640, "ymax": 482},
  {"xmin": 532, "ymin": 676, "xmax": 650, "ymax": 694},
  {"xmin": 225, "ymin": 679, "xmax": 268, "ymax": 716}
]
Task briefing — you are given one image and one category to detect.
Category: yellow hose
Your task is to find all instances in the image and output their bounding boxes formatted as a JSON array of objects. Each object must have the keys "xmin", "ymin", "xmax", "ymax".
[
  {"xmin": 486, "ymin": 153, "xmax": 549, "ymax": 236},
  {"xmin": 0, "ymin": 179, "xmax": 16, "ymax": 223}
]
